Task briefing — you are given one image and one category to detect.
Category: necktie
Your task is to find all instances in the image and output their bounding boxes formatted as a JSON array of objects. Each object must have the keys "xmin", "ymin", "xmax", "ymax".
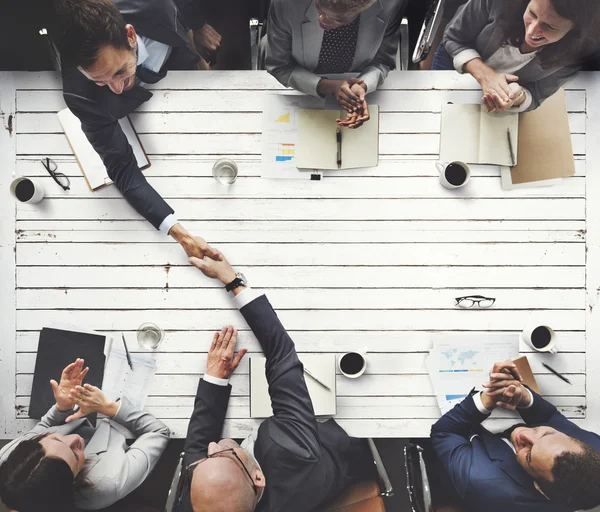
[{"xmin": 136, "ymin": 64, "xmax": 167, "ymax": 85}]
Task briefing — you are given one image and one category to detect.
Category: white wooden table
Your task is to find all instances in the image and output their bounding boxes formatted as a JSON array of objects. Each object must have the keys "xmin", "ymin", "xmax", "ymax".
[{"xmin": 1, "ymin": 71, "xmax": 600, "ymax": 439}]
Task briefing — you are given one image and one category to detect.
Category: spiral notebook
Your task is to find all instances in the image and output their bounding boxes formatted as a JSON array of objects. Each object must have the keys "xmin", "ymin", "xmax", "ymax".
[{"xmin": 57, "ymin": 107, "xmax": 150, "ymax": 191}]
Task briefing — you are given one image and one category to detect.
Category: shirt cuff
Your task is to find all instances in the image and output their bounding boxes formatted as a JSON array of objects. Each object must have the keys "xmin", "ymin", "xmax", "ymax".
[
  {"xmin": 358, "ymin": 67, "xmax": 382, "ymax": 95},
  {"xmin": 159, "ymin": 214, "xmax": 179, "ymax": 235},
  {"xmin": 517, "ymin": 387, "xmax": 534, "ymax": 409},
  {"xmin": 508, "ymin": 87, "xmax": 533, "ymax": 113},
  {"xmin": 203, "ymin": 374, "xmax": 229, "ymax": 386},
  {"xmin": 473, "ymin": 392, "xmax": 493, "ymax": 415},
  {"xmin": 232, "ymin": 287, "xmax": 262, "ymax": 309},
  {"xmin": 453, "ymin": 49, "xmax": 482, "ymax": 74}
]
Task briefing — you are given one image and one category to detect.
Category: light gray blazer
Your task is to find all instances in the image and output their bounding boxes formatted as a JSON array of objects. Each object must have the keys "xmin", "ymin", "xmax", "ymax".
[
  {"xmin": 265, "ymin": 0, "xmax": 408, "ymax": 97},
  {"xmin": 442, "ymin": 0, "xmax": 581, "ymax": 111},
  {"xmin": 0, "ymin": 398, "xmax": 170, "ymax": 510}
]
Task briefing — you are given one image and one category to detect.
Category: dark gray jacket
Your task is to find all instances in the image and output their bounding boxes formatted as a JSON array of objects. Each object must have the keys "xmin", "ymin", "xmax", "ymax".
[{"xmin": 442, "ymin": 0, "xmax": 581, "ymax": 111}]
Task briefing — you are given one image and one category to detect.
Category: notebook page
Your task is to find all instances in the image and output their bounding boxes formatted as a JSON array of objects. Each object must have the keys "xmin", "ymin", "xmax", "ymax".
[
  {"xmin": 478, "ymin": 108, "xmax": 519, "ymax": 166},
  {"xmin": 340, "ymin": 105, "xmax": 379, "ymax": 169},
  {"xmin": 439, "ymin": 104, "xmax": 481, "ymax": 164},
  {"xmin": 295, "ymin": 109, "xmax": 340, "ymax": 170}
]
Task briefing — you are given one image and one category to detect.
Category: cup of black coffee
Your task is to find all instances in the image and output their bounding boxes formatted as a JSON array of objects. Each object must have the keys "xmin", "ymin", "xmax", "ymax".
[
  {"xmin": 521, "ymin": 324, "xmax": 557, "ymax": 353},
  {"xmin": 339, "ymin": 352, "xmax": 367, "ymax": 378},
  {"xmin": 10, "ymin": 177, "xmax": 45, "ymax": 204},
  {"xmin": 435, "ymin": 161, "xmax": 471, "ymax": 189}
]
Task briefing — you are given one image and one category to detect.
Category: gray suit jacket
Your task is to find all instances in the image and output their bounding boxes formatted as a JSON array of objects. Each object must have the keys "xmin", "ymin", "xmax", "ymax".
[
  {"xmin": 442, "ymin": 0, "xmax": 581, "ymax": 111},
  {"xmin": 265, "ymin": 0, "xmax": 408, "ymax": 97},
  {"xmin": 0, "ymin": 398, "xmax": 170, "ymax": 511}
]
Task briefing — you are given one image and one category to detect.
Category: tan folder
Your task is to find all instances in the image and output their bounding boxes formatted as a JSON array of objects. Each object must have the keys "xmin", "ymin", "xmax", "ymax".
[{"xmin": 513, "ymin": 355, "xmax": 541, "ymax": 394}]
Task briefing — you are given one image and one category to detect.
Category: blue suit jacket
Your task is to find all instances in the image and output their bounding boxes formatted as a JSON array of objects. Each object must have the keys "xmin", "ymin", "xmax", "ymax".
[{"xmin": 430, "ymin": 390, "xmax": 600, "ymax": 512}]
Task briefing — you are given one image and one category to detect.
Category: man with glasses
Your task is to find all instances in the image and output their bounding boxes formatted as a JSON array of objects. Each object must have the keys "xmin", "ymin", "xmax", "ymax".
[{"xmin": 177, "ymin": 251, "xmax": 376, "ymax": 512}]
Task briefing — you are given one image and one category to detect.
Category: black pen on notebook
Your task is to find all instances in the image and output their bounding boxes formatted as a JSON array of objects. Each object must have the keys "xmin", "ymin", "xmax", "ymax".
[
  {"xmin": 121, "ymin": 333, "xmax": 133, "ymax": 370},
  {"xmin": 336, "ymin": 127, "xmax": 342, "ymax": 169},
  {"xmin": 507, "ymin": 128, "xmax": 516, "ymax": 167},
  {"xmin": 542, "ymin": 362, "xmax": 571, "ymax": 384},
  {"xmin": 304, "ymin": 367, "xmax": 331, "ymax": 390}
]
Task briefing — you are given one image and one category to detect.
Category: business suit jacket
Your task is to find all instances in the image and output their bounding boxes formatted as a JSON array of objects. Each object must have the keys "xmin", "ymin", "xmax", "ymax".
[
  {"xmin": 61, "ymin": 0, "xmax": 205, "ymax": 230},
  {"xmin": 430, "ymin": 390, "xmax": 600, "ymax": 512},
  {"xmin": 0, "ymin": 398, "xmax": 170, "ymax": 510},
  {"xmin": 265, "ymin": 0, "xmax": 408, "ymax": 97},
  {"xmin": 442, "ymin": 0, "xmax": 582, "ymax": 111},
  {"xmin": 180, "ymin": 294, "xmax": 372, "ymax": 512}
]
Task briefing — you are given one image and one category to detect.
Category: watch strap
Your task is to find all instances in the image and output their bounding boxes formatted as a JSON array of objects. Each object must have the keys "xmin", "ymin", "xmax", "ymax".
[{"xmin": 225, "ymin": 277, "xmax": 244, "ymax": 292}]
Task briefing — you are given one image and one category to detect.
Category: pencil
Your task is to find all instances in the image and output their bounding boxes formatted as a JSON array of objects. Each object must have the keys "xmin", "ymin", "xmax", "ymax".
[
  {"xmin": 507, "ymin": 128, "xmax": 516, "ymax": 167},
  {"xmin": 304, "ymin": 367, "xmax": 331, "ymax": 390},
  {"xmin": 542, "ymin": 362, "xmax": 571, "ymax": 384},
  {"xmin": 122, "ymin": 333, "xmax": 133, "ymax": 370}
]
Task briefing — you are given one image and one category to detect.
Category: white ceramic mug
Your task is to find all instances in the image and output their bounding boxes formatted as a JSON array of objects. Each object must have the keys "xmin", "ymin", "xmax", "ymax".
[
  {"xmin": 521, "ymin": 324, "xmax": 557, "ymax": 353},
  {"xmin": 338, "ymin": 351, "xmax": 367, "ymax": 378},
  {"xmin": 435, "ymin": 161, "xmax": 471, "ymax": 189},
  {"xmin": 10, "ymin": 177, "xmax": 45, "ymax": 204}
]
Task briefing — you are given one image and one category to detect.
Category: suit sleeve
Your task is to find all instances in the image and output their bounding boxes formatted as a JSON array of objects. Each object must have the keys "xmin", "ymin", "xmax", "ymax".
[
  {"xmin": 183, "ymin": 379, "xmax": 232, "ymax": 466},
  {"xmin": 63, "ymin": 93, "xmax": 175, "ymax": 230},
  {"xmin": 239, "ymin": 295, "xmax": 320, "ymax": 459},
  {"xmin": 358, "ymin": 0, "xmax": 407, "ymax": 93},
  {"xmin": 265, "ymin": 0, "xmax": 323, "ymax": 97},
  {"xmin": 28, "ymin": 405, "xmax": 76, "ymax": 432},
  {"xmin": 442, "ymin": 0, "xmax": 494, "ymax": 72},
  {"xmin": 174, "ymin": 0, "xmax": 208, "ymax": 30},
  {"xmin": 430, "ymin": 395, "xmax": 489, "ymax": 499}
]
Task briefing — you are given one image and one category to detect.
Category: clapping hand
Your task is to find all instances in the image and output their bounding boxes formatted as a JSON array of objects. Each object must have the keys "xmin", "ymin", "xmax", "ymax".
[
  {"xmin": 482, "ymin": 360, "xmax": 531, "ymax": 411},
  {"xmin": 479, "ymin": 70, "xmax": 521, "ymax": 112},
  {"xmin": 337, "ymin": 79, "xmax": 370, "ymax": 129},
  {"xmin": 66, "ymin": 384, "xmax": 119, "ymax": 423},
  {"xmin": 205, "ymin": 326, "xmax": 248, "ymax": 379},
  {"xmin": 483, "ymin": 82, "xmax": 524, "ymax": 112},
  {"xmin": 51, "ymin": 359, "xmax": 89, "ymax": 412}
]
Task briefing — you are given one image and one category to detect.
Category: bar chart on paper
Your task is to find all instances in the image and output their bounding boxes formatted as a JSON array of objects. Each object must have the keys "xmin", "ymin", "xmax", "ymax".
[{"xmin": 275, "ymin": 143, "xmax": 295, "ymax": 162}]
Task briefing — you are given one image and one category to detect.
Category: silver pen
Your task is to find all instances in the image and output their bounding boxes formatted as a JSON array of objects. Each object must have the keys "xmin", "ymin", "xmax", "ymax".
[
  {"xmin": 507, "ymin": 128, "xmax": 516, "ymax": 167},
  {"xmin": 304, "ymin": 367, "xmax": 332, "ymax": 390}
]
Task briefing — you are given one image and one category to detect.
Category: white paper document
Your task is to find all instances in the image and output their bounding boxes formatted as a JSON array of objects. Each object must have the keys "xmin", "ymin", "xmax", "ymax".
[
  {"xmin": 250, "ymin": 354, "xmax": 336, "ymax": 417},
  {"xmin": 57, "ymin": 108, "xmax": 149, "ymax": 190},
  {"xmin": 439, "ymin": 104, "xmax": 519, "ymax": 166},
  {"xmin": 102, "ymin": 348, "xmax": 157, "ymax": 410},
  {"xmin": 427, "ymin": 335, "xmax": 519, "ymax": 414}
]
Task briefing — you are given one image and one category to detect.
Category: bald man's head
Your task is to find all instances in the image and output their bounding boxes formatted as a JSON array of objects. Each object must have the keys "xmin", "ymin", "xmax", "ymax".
[{"xmin": 190, "ymin": 443, "xmax": 264, "ymax": 512}]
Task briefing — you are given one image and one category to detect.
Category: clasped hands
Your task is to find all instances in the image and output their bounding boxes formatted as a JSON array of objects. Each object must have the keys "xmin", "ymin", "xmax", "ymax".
[
  {"xmin": 480, "ymin": 360, "xmax": 532, "ymax": 411},
  {"xmin": 318, "ymin": 78, "xmax": 370, "ymax": 129},
  {"xmin": 51, "ymin": 358, "xmax": 119, "ymax": 422},
  {"xmin": 479, "ymin": 71, "xmax": 525, "ymax": 113}
]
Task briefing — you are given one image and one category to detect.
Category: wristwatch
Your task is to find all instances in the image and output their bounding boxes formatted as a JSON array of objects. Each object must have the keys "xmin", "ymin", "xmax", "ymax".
[{"xmin": 225, "ymin": 272, "xmax": 248, "ymax": 292}]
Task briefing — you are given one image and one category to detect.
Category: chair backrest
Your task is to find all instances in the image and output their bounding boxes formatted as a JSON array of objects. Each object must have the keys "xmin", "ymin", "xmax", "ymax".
[
  {"xmin": 164, "ymin": 452, "xmax": 186, "ymax": 512},
  {"xmin": 39, "ymin": 28, "xmax": 62, "ymax": 72},
  {"xmin": 404, "ymin": 443, "xmax": 433, "ymax": 512}
]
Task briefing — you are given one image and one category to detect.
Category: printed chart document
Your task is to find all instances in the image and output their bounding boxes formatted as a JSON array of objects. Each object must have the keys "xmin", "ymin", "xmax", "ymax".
[
  {"xmin": 102, "ymin": 348, "xmax": 157, "ymax": 410},
  {"xmin": 295, "ymin": 106, "xmax": 379, "ymax": 170},
  {"xmin": 250, "ymin": 355, "xmax": 336, "ymax": 417},
  {"xmin": 57, "ymin": 107, "xmax": 150, "ymax": 191},
  {"xmin": 426, "ymin": 334, "xmax": 519, "ymax": 414},
  {"xmin": 439, "ymin": 104, "xmax": 519, "ymax": 166},
  {"xmin": 261, "ymin": 93, "xmax": 326, "ymax": 180}
]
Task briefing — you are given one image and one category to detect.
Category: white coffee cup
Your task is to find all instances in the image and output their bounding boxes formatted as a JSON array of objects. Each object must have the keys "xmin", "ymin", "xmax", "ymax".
[
  {"xmin": 10, "ymin": 177, "xmax": 45, "ymax": 204},
  {"xmin": 339, "ymin": 352, "xmax": 367, "ymax": 378},
  {"xmin": 521, "ymin": 324, "xmax": 557, "ymax": 353},
  {"xmin": 435, "ymin": 161, "xmax": 471, "ymax": 189}
]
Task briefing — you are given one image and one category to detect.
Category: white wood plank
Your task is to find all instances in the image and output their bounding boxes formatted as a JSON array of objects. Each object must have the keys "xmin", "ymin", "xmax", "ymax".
[
  {"xmin": 15, "ymin": 198, "xmax": 586, "ymax": 221},
  {"xmin": 16, "ymin": 330, "xmax": 586, "ymax": 354},
  {"xmin": 15, "ymin": 288, "xmax": 585, "ymax": 311},
  {"xmin": 15, "ymin": 157, "xmax": 587, "ymax": 179},
  {"xmin": 16, "ymin": 265, "xmax": 585, "ymax": 289},
  {"xmin": 16, "ymin": 373, "xmax": 586, "ymax": 398},
  {"xmin": 0, "ymin": 73, "xmax": 17, "ymax": 437},
  {"xmin": 15, "ymin": 308, "xmax": 586, "ymax": 332}
]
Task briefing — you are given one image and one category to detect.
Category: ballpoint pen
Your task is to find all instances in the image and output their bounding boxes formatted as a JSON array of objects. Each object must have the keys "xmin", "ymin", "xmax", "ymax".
[
  {"xmin": 304, "ymin": 367, "xmax": 331, "ymax": 390},
  {"xmin": 542, "ymin": 362, "xmax": 571, "ymax": 384},
  {"xmin": 336, "ymin": 127, "xmax": 342, "ymax": 169},
  {"xmin": 122, "ymin": 333, "xmax": 134, "ymax": 370},
  {"xmin": 507, "ymin": 128, "xmax": 516, "ymax": 167}
]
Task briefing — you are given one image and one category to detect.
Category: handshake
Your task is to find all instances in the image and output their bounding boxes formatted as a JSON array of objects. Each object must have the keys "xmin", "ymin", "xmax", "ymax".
[{"xmin": 480, "ymin": 360, "xmax": 532, "ymax": 411}]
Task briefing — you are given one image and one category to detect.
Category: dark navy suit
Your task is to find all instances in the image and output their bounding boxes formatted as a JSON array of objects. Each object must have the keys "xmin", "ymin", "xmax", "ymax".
[{"xmin": 430, "ymin": 390, "xmax": 600, "ymax": 512}]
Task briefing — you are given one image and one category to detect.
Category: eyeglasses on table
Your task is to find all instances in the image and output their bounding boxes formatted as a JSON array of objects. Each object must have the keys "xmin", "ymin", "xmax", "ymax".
[
  {"xmin": 41, "ymin": 157, "xmax": 70, "ymax": 191},
  {"xmin": 455, "ymin": 295, "xmax": 496, "ymax": 308}
]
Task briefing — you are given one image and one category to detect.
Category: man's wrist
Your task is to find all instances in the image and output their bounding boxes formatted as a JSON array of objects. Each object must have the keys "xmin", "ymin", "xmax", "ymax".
[
  {"xmin": 101, "ymin": 401, "xmax": 120, "ymax": 418},
  {"xmin": 480, "ymin": 391, "xmax": 497, "ymax": 411},
  {"xmin": 220, "ymin": 269, "xmax": 237, "ymax": 286},
  {"xmin": 56, "ymin": 402, "xmax": 74, "ymax": 413}
]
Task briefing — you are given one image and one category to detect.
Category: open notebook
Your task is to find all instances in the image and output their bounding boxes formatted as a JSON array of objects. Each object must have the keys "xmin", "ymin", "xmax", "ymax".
[
  {"xmin": 57, "ymin": 107, "xmax": 150, "ymax": 191},
  {"xmin": 250, "ymin": 354, "xmax": 337, "ymax": 417},
  {"xmin": 295, "ymin": 106, "xmax": 379, "ymax": 170},
  {"xmin": 440, "ymin": 104, "xmax": 519, "ymax": 166}
]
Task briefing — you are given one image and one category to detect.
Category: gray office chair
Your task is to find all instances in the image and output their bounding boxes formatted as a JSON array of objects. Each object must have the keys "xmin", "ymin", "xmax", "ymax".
[
  {"xmin": 412, "ymin": 0, "xmax": 446, "ymax": 64},
  {"xmin": 396, "ymin": 17, "xmax": 410, "ymax": 71},
  {"xmin": 404, "ymin": 443, "xmax": 433, "ymax": 512},
  {"xmin": 165, "ymin": 438, "xmax": 393, "ymax": 512},
  {"xmin": 39, "ymin": 28, "xmax": 62, "ymax": 72}
]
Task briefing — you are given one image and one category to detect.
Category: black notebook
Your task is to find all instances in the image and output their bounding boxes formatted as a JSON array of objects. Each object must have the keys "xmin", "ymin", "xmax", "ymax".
[{"xmin": 29, "ymin": 328, "xmax": 107, "ymax": 422}]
